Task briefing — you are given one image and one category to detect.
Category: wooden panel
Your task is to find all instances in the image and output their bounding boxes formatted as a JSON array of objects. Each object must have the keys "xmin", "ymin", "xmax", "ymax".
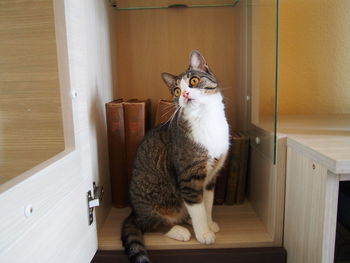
[
  {"xmin": 287, "ymin": 133, "xmax": 350, "ymax": 174},
  {"xmin": 98, "ymin": 202, "xmax": 274, "ymax": 250},
  {"xmin": 92, "ymin": 247, "xmax": 287, "ymax": 263},
  {"xmin": 112, "ymin": 5, "xmax": 239, "ymax": 128},
  {"xmin": 340, "ymin": 174, "xmax": 350, "ymax": 181},
  {"xmin": 80, "ymin": 0, "xmax": 115, "ymax": 231},
  {"xmin": 0, "ymin": 0, "xmax": 64, "ymax": 184},
  {"xmin": 255, "ymin": 114, "xmax": 350, "ymax": 174},
  {"xmin": 116, "ymin": 0, "xmax": 236, "ymax": 8},
  {"xmin": 248, "ymin": 135, "xmax": 286, "ymax": 246},
  {"xmin": 0, "ymin": 1, "xmax": 100, "ymax": 262},
  {"xmin": 284, "ymin": 147, "xmax": 339, "ymax": 263}
]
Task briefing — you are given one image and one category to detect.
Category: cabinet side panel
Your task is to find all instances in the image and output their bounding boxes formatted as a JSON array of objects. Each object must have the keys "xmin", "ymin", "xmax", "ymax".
[
  {"xmin": 284, "ymin": 147, "xmax": 338, "ymax": 263},
  {"xmin": 248, "ymin": 136, "xmax": 286, "ymax": 245}
]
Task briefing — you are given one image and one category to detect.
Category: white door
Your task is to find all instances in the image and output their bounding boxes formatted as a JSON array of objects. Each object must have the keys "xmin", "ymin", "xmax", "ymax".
[{"xmin": 0, "ymin": 1, "xmax": 101, "ymax": 262}]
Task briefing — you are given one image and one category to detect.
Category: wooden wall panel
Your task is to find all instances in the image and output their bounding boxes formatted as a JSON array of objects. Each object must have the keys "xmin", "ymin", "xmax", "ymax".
[{"xmin": 112, "ymin": 6, "xmax": 239, "ymax": 128}]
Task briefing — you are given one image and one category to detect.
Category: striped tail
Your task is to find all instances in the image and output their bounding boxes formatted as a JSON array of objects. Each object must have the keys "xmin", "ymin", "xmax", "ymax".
[{"xmin": 121, "ymin": 212, "xmax": 150, "ymax": 263}]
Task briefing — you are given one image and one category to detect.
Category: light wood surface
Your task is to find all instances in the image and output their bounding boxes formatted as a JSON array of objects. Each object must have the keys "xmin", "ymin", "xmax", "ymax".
[
  {"xmin": 280, "ymin": 114, "xmax": 350, "ymax": 174},
  {"xmin": 111, "ymin": 4, "xmax": 239, "ymax": 129},
  {"xmin": 287, "ymin": 133, "xmax": 350, "ymax": 174},
  {"xmin": 248, "ymin": 135, "xmax": 286, "ymax": 246},
  {"xmin": 253, "ymin": 114, "xmax": 350, "ymax": 174},
  {"xmin": 98, "ymin": 202, "xmax": 274, "ymax": 250},
  {"xmin": 0, "ymin": 1, "xmax": 113, "ymax": 262},
  {"xmin": 0, "ymin": 0, "xmax": 64, "ymax": 184},
  {"xmin": 340, "ymin": 174, "xmax": 350, "ymax": 181},
  {"xmin": 284, "ymin": 147, "xmax": 339, "ymax": 263}
]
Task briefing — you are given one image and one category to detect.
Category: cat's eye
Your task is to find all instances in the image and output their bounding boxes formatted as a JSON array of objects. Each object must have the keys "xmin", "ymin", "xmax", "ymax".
[
  {"xmin": 174, "ymin": 87, "xmax": 181, "ymax": 97},
  {"xmin": 189, "ymin": 77, "xmax": 200, "ymax": 87}
]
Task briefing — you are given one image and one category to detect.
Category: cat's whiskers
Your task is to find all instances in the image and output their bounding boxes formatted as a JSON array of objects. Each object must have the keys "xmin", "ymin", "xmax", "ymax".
[
  {"xmin": 168, "ymin": 106, "xmax": 181, "ymax": 129},
  {"xmin": 158, "ymin": 105, "xmax": 180, "ymax": 129},
  {"xmin": 159, "ymin": 105, "xmax": 176, "ymax": 119},
  {"xmin": 176, "ymin": 107, "xmax": 183, "ymax": 128}
]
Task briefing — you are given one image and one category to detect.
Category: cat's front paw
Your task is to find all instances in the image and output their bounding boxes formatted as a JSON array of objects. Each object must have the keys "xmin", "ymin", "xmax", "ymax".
[
  {"xmin": 209, "ymin": 221, "xmax": 220, "ymax": 233},
  {"xmin": 195, "ymin": 230, "xmax": 216, "ymax": 245}
]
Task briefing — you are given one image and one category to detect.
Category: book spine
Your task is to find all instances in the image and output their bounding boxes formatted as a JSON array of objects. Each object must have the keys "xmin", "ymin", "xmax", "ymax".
[
  {"xmin": 123, "ymin": 101, "xmax": 147, "ymax": 190},
  {"xmin": 225, "ymin": 134, "xmax": 241, "ymax": 205},
  {"xmin": 236, "ymin": 132, "xmax": 250, "ymax": 204},
  {"xmin": 105, "ymin": 100, "xmax": 128, "ymax": 207},
  {"xmin": 214, "ymin": 159, "xmax": 229, "ymax": 205}
]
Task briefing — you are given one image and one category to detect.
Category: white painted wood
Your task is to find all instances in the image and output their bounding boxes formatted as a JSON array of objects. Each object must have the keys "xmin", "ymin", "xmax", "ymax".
[
  {"xmin": 287, "ymin": 134, "xmax": 350, "ymax": 174},
  {"xmin": 340, "ymin": 174, "xmax": 350, "ymax": 181},
  {"xmin": 0, "ymin": 0, "xmax": 114, "ymax": 262},
  {"xmin": 284, "ymin": 147, "xmax": 339, "ymax": 263},
  {"xmin": 255, "ymin": 114, "xmax": 350, "ymax": 174},
  {"xmin": 248, "ymin": 135, "xmax": 287, "ymax": 246}
]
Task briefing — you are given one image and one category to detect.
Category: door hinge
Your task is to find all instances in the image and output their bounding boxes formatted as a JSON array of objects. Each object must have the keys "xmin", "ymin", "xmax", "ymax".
[{"xmin": 87, "ymin": 182, "xmax": 104, "ymax": 225}]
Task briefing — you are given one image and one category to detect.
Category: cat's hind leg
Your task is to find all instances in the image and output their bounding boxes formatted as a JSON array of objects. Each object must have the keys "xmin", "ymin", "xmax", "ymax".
[
  {"xmin": 146, "ymin": 207, "xmax": 192, "ymax": 242},
  {"xmin": 165, "ymin": 225, "xmax": 191, "ymax": 241}
]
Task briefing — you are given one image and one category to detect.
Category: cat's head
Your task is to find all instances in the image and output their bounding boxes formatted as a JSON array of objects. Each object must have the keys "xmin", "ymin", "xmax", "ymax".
[{"xmin": 161, "ymin": 51, "xmax": 219, "ymax": 108}]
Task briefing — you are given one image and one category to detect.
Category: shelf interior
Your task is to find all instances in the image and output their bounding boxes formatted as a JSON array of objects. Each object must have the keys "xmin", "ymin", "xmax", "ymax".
[{"xmin": 98, "ymin": 201, "xmax": 273, "ymax": 251}]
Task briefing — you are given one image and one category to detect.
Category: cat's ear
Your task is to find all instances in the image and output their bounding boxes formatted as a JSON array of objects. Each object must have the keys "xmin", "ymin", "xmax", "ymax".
[
  {"xmin": 189, "ymin": 50, "xmax": 210, "ymax": 73},
  {"xmin": 161, "ymin": 72, "xmax": 176, "ymax": 90}
]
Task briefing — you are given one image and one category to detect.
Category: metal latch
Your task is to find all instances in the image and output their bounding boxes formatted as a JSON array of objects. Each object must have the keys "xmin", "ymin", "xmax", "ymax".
[{"xmin": 87, "ymin": 182, "xmax": 104, "ymax": 225}]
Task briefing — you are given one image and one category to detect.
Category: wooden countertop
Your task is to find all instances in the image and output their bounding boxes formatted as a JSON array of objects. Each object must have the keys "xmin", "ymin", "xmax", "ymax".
[{"xmin": 278, "ymin": 114, "xmax": 350, "ymax": 174}]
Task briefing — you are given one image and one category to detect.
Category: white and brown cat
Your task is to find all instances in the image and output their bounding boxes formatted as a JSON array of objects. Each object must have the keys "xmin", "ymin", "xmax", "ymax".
[{"xmin": 121, "ymin": 51, "xmax": 229, "ymax": 263}]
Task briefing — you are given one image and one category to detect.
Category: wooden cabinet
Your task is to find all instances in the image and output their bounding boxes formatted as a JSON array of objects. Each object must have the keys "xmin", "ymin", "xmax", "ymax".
[{"xmin": 282, "ymin": 117, "xmax": 350, "ymax": 263}]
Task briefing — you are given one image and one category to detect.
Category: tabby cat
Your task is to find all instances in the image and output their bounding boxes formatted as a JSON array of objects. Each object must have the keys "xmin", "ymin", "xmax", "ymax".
[{"xmin": 121, "ymin": 51, "xmax": 230, "ymax": 263}]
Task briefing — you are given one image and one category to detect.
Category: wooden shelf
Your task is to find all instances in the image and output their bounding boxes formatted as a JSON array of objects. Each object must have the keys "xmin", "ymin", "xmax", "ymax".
[
  {"xmin": 98, "ymin": 201, "xmax": 273, "ymax": 251},
  {"xmin": 110, "ymin": 0, "xmax": 239, "ymax": 11}
]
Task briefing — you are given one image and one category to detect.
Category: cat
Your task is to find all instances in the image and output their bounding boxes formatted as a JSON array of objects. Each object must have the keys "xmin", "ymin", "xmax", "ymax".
[{"xmin": 121, "ymin": 50, "xmax": 230, "ymax": 263}]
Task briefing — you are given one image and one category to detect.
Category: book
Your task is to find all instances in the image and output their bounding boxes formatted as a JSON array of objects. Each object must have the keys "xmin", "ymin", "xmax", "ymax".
[
  {"xmin": 236, "ymin": 132, "xmax": 249, "ymax": 204},
  {"xmin": 105, "ymin": 99, "xmax": 128, "ymax": 207},
  {"xmin": 214, "ymin": 159, "xmax": 229, "ymax": 205},
  {"xmin": 123, "ymin": 99, "xmax": 150, "ymax": 188},
  {"xmin": 225, "ymin": 135, "xmax": 240, "ymax": 205},
  {"xmin": 154, "ymin": 99, "xmax": 176, "ymax": 126}
]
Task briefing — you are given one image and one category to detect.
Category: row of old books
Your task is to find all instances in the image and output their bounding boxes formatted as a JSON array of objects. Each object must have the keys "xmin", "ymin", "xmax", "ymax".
[
  {"xmin": 214, "ymin": 132, "xmax": 250, "ymax": 205},
  {"xmin": 105, "ymin": 99, "xmax": 249, "ymax": 208},
  {"xmin": 105, "ymin": 99, "xmax": 175, "ymax": 207}
]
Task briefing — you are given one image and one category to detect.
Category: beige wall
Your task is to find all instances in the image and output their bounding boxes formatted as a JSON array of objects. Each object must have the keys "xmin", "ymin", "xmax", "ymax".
[{"xmin": 279, "ymin": 0, "xmax": 350, "ymax": 115}]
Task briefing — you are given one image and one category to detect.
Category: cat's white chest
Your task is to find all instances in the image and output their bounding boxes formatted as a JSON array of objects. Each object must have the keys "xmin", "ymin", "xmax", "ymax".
[{"xmin": 186, "ymin": 99, "xmax": 229, "ymax": 158}]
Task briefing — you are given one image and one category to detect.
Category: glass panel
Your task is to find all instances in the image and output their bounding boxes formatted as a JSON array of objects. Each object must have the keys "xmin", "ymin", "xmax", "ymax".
[
  {"xmin": 0, "ymin": 0, "xmax": 65, "ymax": 184},
  {"xmin": 112, "ymin": 0, "xmax": 239, "ymax": 10},
  {"xmin": 246, "ymin": 0, "xmax": 279, "ymax": 163}
]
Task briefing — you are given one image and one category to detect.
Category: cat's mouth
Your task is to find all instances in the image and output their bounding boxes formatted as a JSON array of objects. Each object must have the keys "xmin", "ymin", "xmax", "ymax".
[{"xmin": 184, "ymin": 97, "xmax": 194, "ymax": 103}]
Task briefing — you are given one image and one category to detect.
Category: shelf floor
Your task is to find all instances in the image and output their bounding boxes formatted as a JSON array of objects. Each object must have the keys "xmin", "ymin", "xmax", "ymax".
[{"xmin": 98, "ymin": 201, "xmax": 273, "ymax": 250}]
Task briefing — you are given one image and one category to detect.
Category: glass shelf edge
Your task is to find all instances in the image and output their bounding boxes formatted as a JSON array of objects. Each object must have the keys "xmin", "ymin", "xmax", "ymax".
[{"xmin": 111, "ymin": 0, "xmax": 240, "ymax": 11}]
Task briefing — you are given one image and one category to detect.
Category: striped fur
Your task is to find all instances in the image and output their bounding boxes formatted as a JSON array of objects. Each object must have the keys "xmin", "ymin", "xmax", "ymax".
[
  {"xmin": 121, "ymin": 212, "xmax": 150, "ymax": 263},
  {"xmin": 121, "ymin": 51, "xmax": 229, "ymax": 262}
]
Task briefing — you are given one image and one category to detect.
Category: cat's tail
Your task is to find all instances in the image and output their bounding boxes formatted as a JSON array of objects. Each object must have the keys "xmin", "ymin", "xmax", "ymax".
[{"xmin": 121, "ymin": 212, "xmax": 150, "ymax": 263}]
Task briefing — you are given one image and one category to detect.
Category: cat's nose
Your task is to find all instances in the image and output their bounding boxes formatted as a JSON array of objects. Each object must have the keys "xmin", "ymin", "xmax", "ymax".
[{"xmin": 183, "ymin": 91, "xmax": 190, "ymax": 99}]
